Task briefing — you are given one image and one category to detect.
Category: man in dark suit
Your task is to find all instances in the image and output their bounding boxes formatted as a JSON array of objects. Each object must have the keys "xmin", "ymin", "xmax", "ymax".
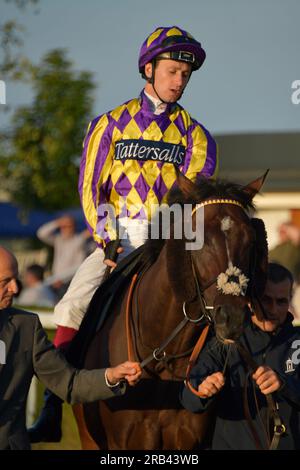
[{"xmin": 0, "ymin": 246, "xmax": 141, "ymax": 450}]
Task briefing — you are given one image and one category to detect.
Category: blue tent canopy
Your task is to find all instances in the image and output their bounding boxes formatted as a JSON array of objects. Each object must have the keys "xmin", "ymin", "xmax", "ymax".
[{"xmin": 0, "ymin": 202, "xmax": 86, "ymax": 238}]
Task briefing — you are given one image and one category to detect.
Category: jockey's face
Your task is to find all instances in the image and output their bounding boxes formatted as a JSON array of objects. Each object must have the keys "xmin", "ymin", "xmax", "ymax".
[
  {"xmin": 144, "ymin": 59, "xmax": 192, "ymax": 103},
  {"xmin": 0, "ymin": 248, "xmax": 19, "ymax": 310},
  {"xmin": 252, "ymin": 278, "xmax": 292, "ymax": 332}
]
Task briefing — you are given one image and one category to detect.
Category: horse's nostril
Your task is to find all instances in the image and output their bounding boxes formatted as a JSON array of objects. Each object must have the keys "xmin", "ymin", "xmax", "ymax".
[{"xmin": 215, "ymin": 306, "xmax": 229, "ymax": 324}]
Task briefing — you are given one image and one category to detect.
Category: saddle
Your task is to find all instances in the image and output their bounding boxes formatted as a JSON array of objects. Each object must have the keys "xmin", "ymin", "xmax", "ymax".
[{"xmin": 66, "ymin": 246, "xmax": 146, "ymax": 368}]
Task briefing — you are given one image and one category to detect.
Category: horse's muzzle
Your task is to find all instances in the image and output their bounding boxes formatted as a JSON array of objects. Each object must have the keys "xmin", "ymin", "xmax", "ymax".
[{"xmin": 213, "ymin": 299, "xmax": 248, "ymax": 342}]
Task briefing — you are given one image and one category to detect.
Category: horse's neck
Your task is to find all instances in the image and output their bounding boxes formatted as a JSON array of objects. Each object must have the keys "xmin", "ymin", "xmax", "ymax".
[
  {"xmin": 141, "ymin": 245, "xmax": 166, "ymax": 293},
  {"xmin": 133, "ymin": 245, "xmax": 197, "ymax": 376},
  {"xmin": 137, "ymin": 246, "xmax": 182, "ymax": 332}
]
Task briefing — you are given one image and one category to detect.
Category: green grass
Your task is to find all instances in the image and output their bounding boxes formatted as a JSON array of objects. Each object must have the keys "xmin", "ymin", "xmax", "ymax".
[{"xmin": 31, "ymin": 403, "xmax": 82, "ymax": 450}]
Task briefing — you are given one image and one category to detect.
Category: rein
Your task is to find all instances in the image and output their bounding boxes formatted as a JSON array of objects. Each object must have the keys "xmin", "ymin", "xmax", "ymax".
[
  {"xmin": 125, "ymin": 269, "xmax": 211, "ymax": 370},
  {"xmin": 125, "ymin": 219, "xmax": 220, "ymax": 372},
  {"xmin": 236, "ymin": 342, "xmax": 286, "ymax": 450}
]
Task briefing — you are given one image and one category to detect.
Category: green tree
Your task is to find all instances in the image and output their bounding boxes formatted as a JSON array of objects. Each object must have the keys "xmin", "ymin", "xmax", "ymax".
[
  {"xmin": 0, "ymin": 0, "xmax": 39, "ymax": 80},
  {"xmin": 1, "ymin": 48, "xmax": 95, "ymax": 210}
]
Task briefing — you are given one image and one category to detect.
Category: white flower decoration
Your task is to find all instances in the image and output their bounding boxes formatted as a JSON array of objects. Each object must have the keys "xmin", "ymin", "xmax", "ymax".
[{"xmin": 216, "ymin": 264, "xmax": 249, "ymax": 296}]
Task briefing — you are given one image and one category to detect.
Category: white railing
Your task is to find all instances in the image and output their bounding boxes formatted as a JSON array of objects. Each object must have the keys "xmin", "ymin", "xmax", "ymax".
[{"xmin": 26, "ymin": 309, "xmax": 56, "ymax": 426}]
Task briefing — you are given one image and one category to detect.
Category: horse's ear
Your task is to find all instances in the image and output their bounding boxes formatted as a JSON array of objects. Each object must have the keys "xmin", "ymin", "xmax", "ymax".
[
  {"xmin": 175, "ymin": 167, "xmax": 197, "ymax": 198},
  {"xmin": 242, "ymin": 170, "xmax": 269, "ymax": 200}
]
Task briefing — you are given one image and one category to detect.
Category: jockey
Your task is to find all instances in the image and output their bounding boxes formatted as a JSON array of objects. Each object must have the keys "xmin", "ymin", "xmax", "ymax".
[{"xmin": 28, "ymin": 25, "xmax": 218, "ymax": 443}]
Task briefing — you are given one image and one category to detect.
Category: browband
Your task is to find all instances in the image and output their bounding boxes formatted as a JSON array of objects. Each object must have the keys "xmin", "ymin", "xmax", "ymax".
[{"xmin": 191, "ymin": 199, "xmax": 245, "ymax": 215}]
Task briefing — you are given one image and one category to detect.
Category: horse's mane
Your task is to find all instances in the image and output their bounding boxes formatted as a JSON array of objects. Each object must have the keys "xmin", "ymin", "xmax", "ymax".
[
  {"xmin": 167, "ymin": 176, "xmax": 255, "ymax": 209},
  {"xmin": 142, "ymin": 176, "xmax": 255, "ymax": 265},
  {"xmin": 250, "ymin": 218, "xmax": 268, "ymax": 297},
  {"xmin": 141, "ymin": 176, "xmax": 267, "ymax": 303}
]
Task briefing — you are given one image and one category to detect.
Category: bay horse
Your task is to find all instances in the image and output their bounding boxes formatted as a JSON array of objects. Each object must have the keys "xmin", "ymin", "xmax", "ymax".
[{"xmin": 72, "ymin": 171, "xmax": 268, "ymax": 450}]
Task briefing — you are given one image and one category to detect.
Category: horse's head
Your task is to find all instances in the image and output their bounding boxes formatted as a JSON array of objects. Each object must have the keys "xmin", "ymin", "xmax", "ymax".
[{"xmin": 166, "ymin": 171, "xmax": 268, "ymax": 343}]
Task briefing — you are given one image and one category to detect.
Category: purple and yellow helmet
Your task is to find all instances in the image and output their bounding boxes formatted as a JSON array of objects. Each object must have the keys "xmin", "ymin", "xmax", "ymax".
[{"xmin": 138, "ymin": 26, "xmax": 206, "ymax": 75}]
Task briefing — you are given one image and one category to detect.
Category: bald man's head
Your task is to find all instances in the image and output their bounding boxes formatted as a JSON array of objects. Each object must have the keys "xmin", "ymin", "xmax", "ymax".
[
  {"xmin": 0, "ymin": 246, "xmax": 18, "ymax": 266},
  {"xmin": 0, "ymin": 246, "xmax": 19, "ymax": 309}
]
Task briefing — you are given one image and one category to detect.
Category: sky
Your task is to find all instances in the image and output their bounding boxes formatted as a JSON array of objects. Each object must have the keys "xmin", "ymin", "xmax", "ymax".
[{"xmin": 1, "ymin": 0, "xmax": 300, "ymax": 135}]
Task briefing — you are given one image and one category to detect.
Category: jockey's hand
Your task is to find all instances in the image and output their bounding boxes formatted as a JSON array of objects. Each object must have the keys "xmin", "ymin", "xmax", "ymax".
[
  {"xmin": 106, "ymin": 361, "xmax": 142, "ymax": 387},
  {"xmin": 52, "ymin": 280, "xmax": 64, "ymax": 289},
  {"xmin": 197, "ymin": 372, "xmax": 225, "ymax": 398},
  {"xmin": 252, "ymin": 366, "xmax": 282, "ymax": 394},
  {"xmin": 104, "ymin": 247, "xmax": 124, "ymax": 269},
  {"xmin": 104, "ymin": 240, "xmax": 124, "ymax": 269}
]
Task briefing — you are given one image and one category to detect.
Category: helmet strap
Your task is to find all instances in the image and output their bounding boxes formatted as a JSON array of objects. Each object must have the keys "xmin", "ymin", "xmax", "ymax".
[{"xmin": 151, "ymin": 59, "xmax": 165, "ymax": 103}]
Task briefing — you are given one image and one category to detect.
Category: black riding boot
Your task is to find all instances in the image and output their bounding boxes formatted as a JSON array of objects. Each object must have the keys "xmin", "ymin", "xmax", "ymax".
[{"xmin": 27, "ymin": 388, "xmax": 63, "ymax": 443}]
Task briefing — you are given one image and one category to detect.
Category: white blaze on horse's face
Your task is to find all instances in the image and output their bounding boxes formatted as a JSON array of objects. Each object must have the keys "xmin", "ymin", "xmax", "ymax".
[
  {"xmin": 220, "ymin": 216, "xmax": 233, "ymax": 265},
  {"xmin": 217, "ymin": 215, "xmax": 249, "ymax": 297},
  {"xmin": 221, "ymin": 216, "xmax": 233, "ymax": 233}
]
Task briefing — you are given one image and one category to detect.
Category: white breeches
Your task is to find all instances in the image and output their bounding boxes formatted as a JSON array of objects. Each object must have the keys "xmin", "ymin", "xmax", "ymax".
[{"xmin": 53, "ymin": 218, "xmax": 148, "ymax": 330}]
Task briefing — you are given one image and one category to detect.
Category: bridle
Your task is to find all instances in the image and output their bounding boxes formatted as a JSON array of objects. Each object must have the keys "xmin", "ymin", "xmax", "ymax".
[
  {"xmin": 126, "ymin": 198, "xmax": 249, "ymax": 370},
  {"xmin": 125, "ymin": 268, "xmax": 211, "ymax": 373}
]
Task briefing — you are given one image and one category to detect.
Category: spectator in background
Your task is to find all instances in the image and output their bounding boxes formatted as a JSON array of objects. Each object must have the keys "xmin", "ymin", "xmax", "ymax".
[
  {"xmin": 37, "ymin": 216, "xmax": 92, "ymax": 298},
  {"xmin": 17, "ymin": 264, "xmax": 57, "ymax": 308},
  {"xmin": 269, "ymin": 222, "xmax": 300, "ymax": 281},
  {"xmin": 269, "ymin": 222, "xmax": 300, "ymax": 321}
]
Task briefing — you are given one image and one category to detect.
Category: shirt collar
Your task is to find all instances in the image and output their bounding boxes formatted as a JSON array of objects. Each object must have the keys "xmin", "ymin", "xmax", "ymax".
[
  {"xmin": 144, "ymin": 90, "xmax": 167, "ymax": 115},
  {"xmin": 139, "ymin": 89, "xmax": 176, "ymax": 115}
]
